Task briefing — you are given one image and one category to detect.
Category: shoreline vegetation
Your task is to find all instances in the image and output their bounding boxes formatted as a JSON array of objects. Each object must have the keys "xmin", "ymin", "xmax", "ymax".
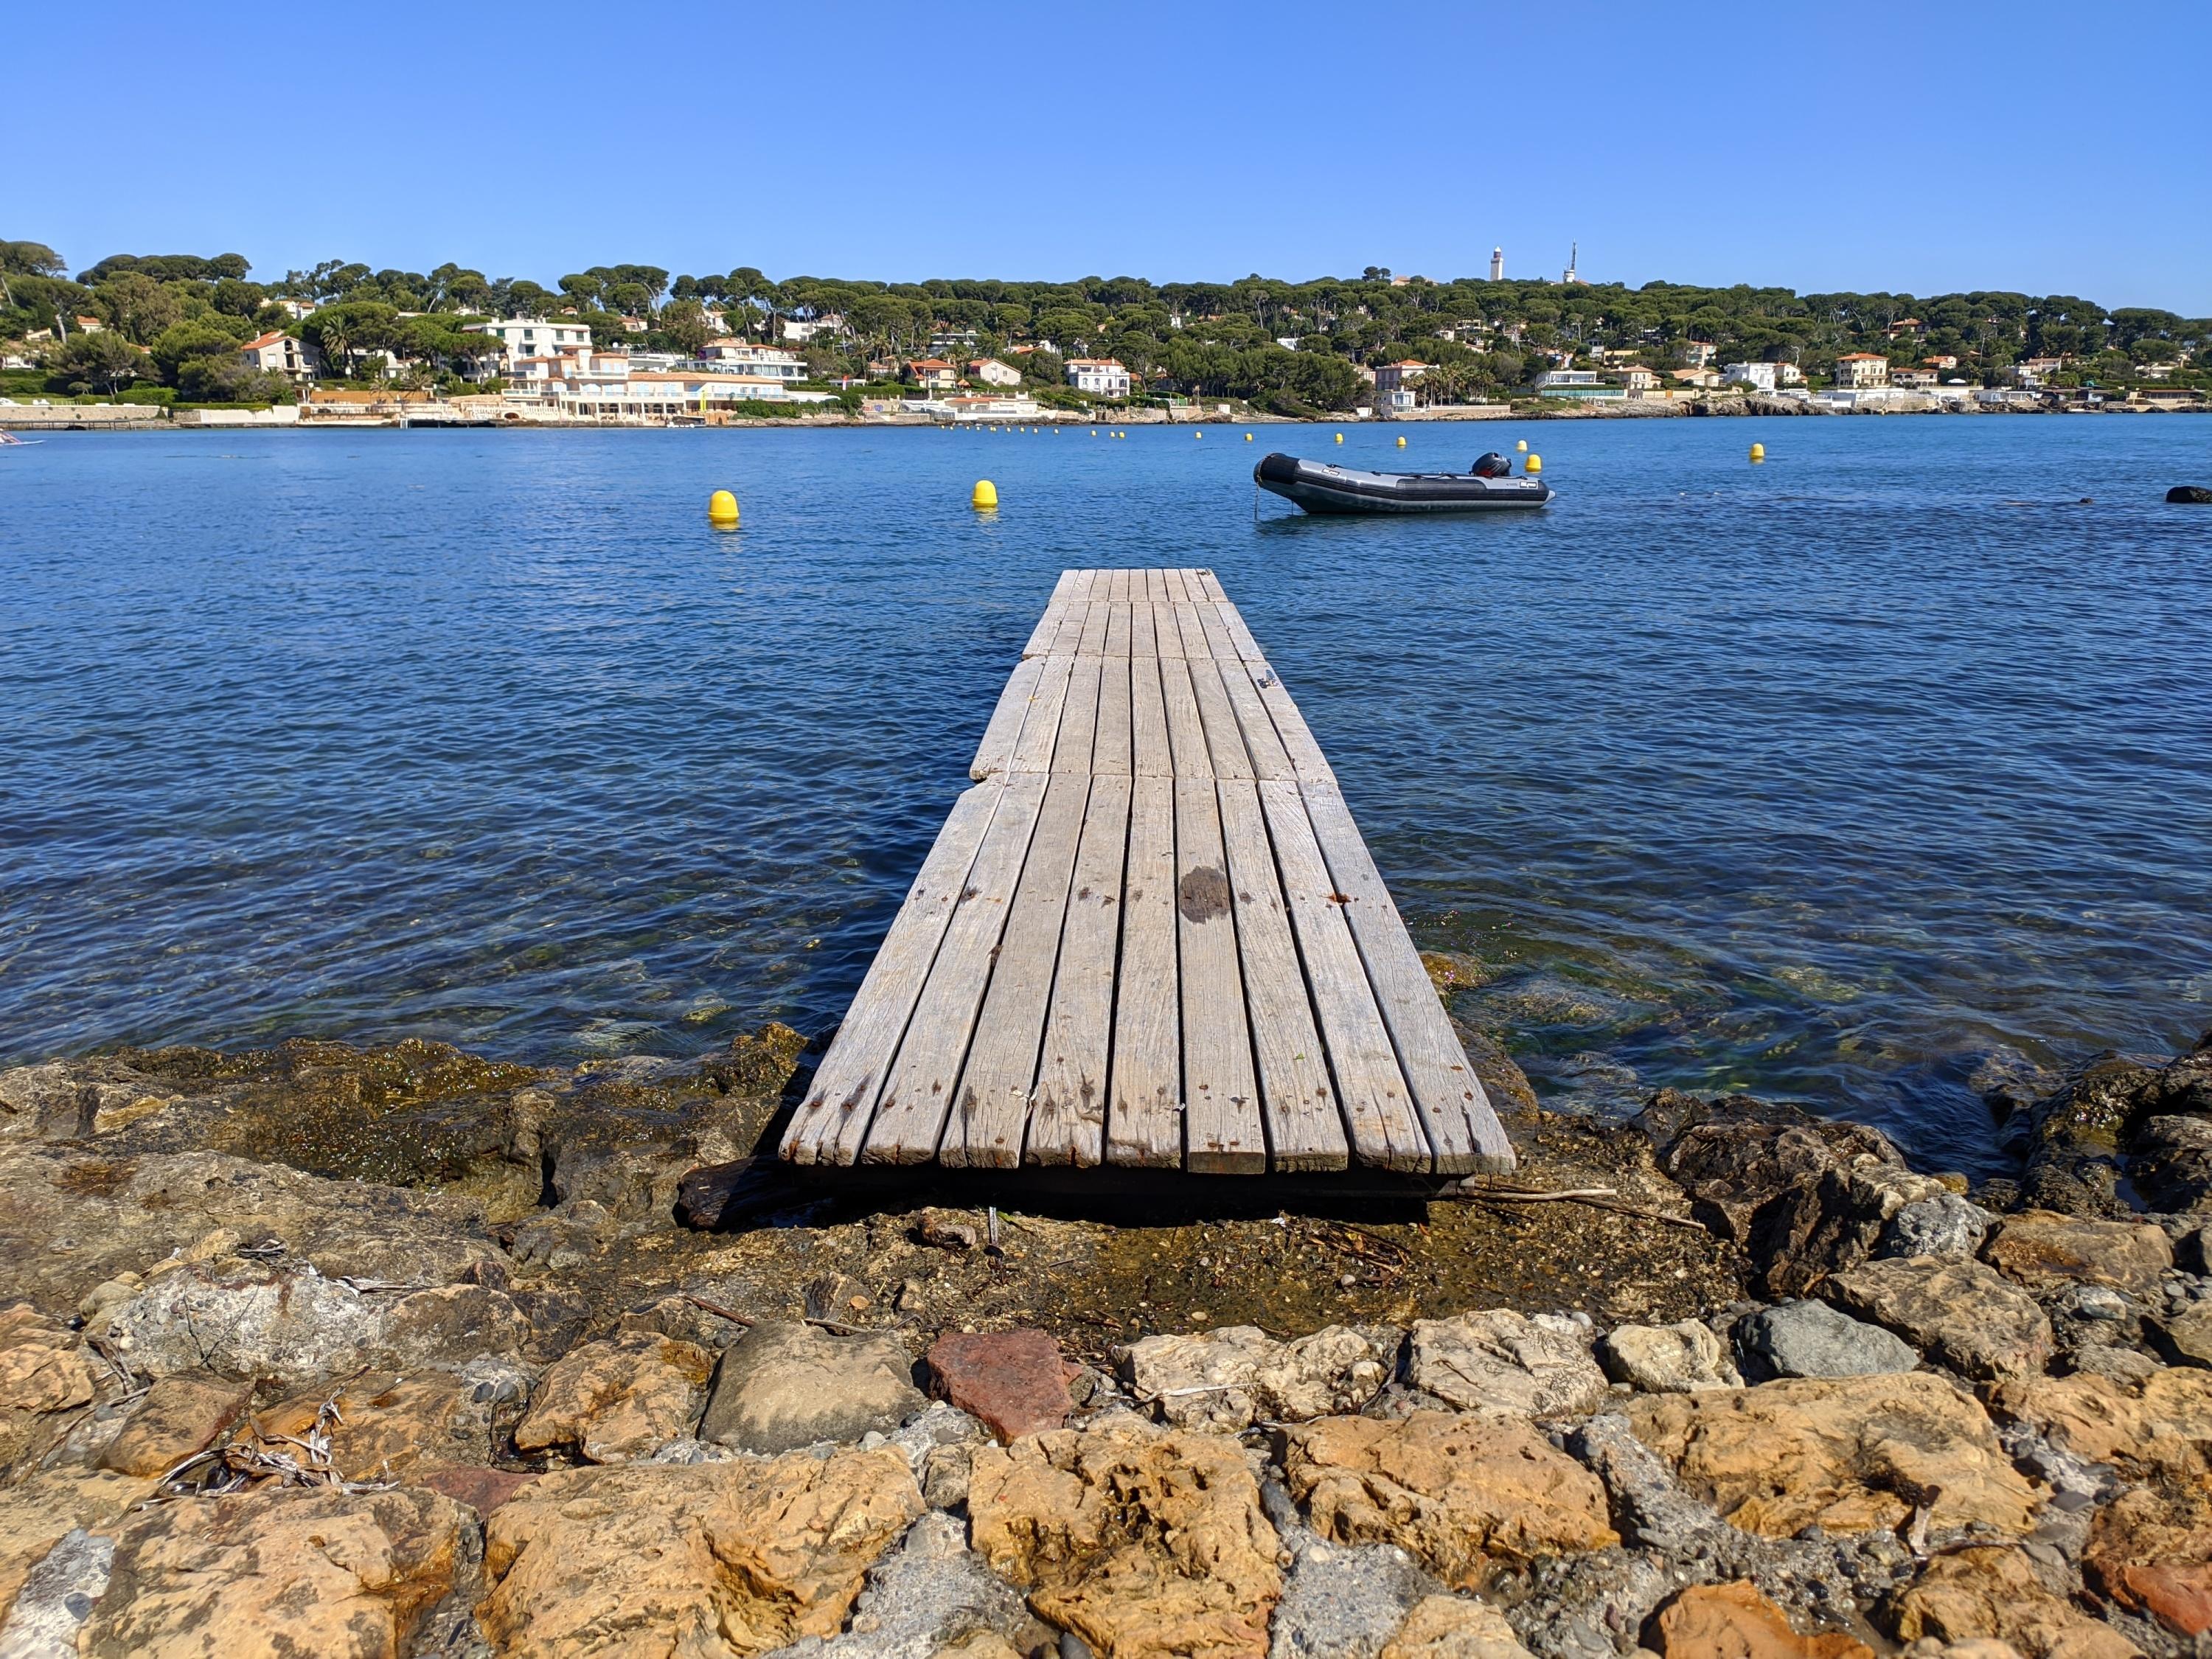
[
  {"xmin": 5, "ymin": 239, "xmax": 2208, "ymax": 431},
  {"xmin": 1, "ymin": 1014, "xmax": 2207, "ymax": 1655}
]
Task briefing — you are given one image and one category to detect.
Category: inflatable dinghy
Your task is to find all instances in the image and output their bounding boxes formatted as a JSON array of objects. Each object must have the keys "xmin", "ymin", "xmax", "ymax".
[{"xmin": 1254, "ymin": 451, "xmax": 1551, "ymax": 514}]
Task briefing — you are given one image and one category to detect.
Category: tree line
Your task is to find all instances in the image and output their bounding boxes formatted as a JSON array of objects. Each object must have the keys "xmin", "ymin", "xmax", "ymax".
[{"xmin": 4, "ymin": 239, "xmax": 2206, "ymax": 411}]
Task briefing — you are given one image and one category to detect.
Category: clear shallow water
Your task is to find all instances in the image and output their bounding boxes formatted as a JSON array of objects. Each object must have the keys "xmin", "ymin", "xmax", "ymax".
[{"xmin": 4, "ymin": 417, "xmax": 2210, "ymax": 1174}]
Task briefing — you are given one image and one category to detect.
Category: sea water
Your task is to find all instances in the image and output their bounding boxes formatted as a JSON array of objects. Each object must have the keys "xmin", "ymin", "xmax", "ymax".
[{"xmin": 4, "ymin": 416, "xmax": 2208, "ymax": 1172}]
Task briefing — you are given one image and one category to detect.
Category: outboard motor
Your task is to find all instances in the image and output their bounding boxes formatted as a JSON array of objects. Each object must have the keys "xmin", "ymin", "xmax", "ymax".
[{"xmin": 1470, "ymin": 452, "xmax": 1511, "ymax": 477}]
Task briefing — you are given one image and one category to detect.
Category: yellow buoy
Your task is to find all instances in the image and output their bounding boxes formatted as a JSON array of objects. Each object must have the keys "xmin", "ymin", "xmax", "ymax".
[
  {"xmin": 1396, "ymin": 435, "xmax": 1407, "ymax": 447},
  {"xmin": 707, "ymin": 490, "xmax": 740, "ymax": 527},
  {"xmin": 971, "ymin": 479, "xmax": 998, "ymax": 510},
  {"xmin": 1091, "ymin": 428, "xmax": 1097, "ymax": 436},
  {"xmin": 1334, "ymin": 432, "xmax": 1343, "ymax": 444},
  {"xmin": 1749, "ymin": 442, "xmax": 1766, "ymax": 462},
  {"xmin": 1244, "ymin": 432, "xmax": 1253, "ymax": 442},
  {"xmin": 1194, "ymin": 431, "xmax": 1203, "ymax": 439},
  {"xmin": 1524, "ymin": 454, "xmax": 1542, "ymax": 476},
  {"xmin": 1515, "ymin": 439, "xmax": 1528, "ymax": 453}
]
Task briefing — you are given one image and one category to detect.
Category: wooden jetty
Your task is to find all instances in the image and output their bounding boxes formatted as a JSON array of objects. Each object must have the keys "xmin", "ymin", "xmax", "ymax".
[{"xmin": 779, "ymin": 568, "xmax": 1515, "ymax": 1178}]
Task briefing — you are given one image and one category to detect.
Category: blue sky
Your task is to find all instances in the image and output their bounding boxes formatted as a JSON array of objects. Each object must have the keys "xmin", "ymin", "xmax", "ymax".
[{"xmin": 19, "ymin": 1, "xmax": 2211, "ymax": 312}]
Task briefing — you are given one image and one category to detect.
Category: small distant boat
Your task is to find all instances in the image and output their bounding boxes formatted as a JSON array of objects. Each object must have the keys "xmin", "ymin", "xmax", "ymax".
[
  {"xmin": 1255, "ymin": 451, "xmax": 1550, "ymax": 514},
  {"xmin": 0, "ymin": 431, "xmax": 39, "ymax": 447}
]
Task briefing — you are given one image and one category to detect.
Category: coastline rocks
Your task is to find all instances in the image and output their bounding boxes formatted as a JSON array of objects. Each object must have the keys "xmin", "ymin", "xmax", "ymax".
[
  {"xmin": 1382, "ymin": 1596, "xmax": 1536, "ymax": 1659},
  {"xmin": 1981, "ymin": 1214, "xmax": 2173, "ymax": 1295},
  {"xmin": 925, "ymin": 1329, "xmax": 1075, "ymax": 1443},
  {"xmin": 765, "ymin": 1509, "xmax": 1037, "ymax": 1659},
  {"xmin": 0, "ymin": 1525, "xmax": 114, "ymax": 1658},
  {"xmin": 248, "ymin": 1372, "xmax": 501, "ymax": 1482},
  {"xmin": 82, "ymin": 1485, "xmax": 473, "ymax": 1659},
  {"xmin": 2085, "ymin": 1484, "xmax": 2212, "ymax": 1638},
  {"xmin": 2020, "ymin": 1055, "xmax": 2157, "ymax": 1218},
  {"xmin": 98, "ymin": 1373, "xmax": 251, "ymax": 1478},
  {"xmin": 481, "ymin": 1450, "xmax": 922, "ymax": 1656},
  {"xmin": 699, "ymin": 1321, "xmax": 925, "ymax": 1455},
  {"xmin": 1408, "ymin": 1312, "xmax": 1608, "ymax": 1420},
  {"xmin": 0, "ymin": 1470, "xmax": 153, "ymax": 1623},
  {"xmin": 1281, "ymin": 1411, "xmax": 1618, "ymax": 1587},
  {"xmin": 1736, "ymin": 1301, "xmax": 1920, "ymax": 1380},
  {"xmin": 1825, "ymin": 1259, "xmax": 2053, "ymax": 1381},
  {"xmin": 1119, "ymin": 1324, "xmax": 1393, "ymax": 1433},
  {"xmin": 2128, "ymin": 1115, "xmax": 2212, "ymax": 1213},
  {"xmin": 967, "ymin": 1413, "xmax": 1281, "ymax": 1659},
  {"xmin": 1649, "ymin": 1581, "xmax": 1875, "ymax": 1659},
  {"xmin": 2149, "ymin": 1299, "xmax": 2212, "ymax": 1368},
  {"xmin": 1882, "ymin": 1546, "xmax": 2139, "ymax": 1659},
  {"xmin": 1596, "ymin": 1321, "xmax": 1742, "ymax": 1394},
  {"xmin": 2166, "ymin": 486, "xmax": 2212, "ymax": 504},
  {"xmin": 513, "ymin": 1331, "xmax": 714, "ymax": 1463},
  {"xmin": 0, "ymin": 1305, "xmax": 97, "ymax": 1478},
  {"xmin": 1879, "ymin": 1194, "xmax": 1993, "ymax": 1261},
  {"xmin": 1625, "ymin": 1374, "xmax": 2042, "ymax": 1539}
]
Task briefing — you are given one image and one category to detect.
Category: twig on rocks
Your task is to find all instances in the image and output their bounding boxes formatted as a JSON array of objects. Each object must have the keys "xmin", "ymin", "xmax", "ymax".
[
  {"xmin": 1445, "ymin": 1183, "xmax": 1708, "ymax": 1232},
  {"xmin": 681, "ymin": 1292, "xmax": 873, "ymax": 1338}
]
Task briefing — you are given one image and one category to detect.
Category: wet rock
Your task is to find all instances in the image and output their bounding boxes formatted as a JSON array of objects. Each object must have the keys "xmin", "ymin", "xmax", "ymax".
[
  {"xmin": 1882, "ymin": 1545, "xmax": 2138, "ymax": 1659},
  {"xmin": 1408, "ymin": 1311, "xmax": 1608, "ymax": 1419},
  {"xmin": 2149, "ymin": 1299, "xmax": 2212, "ymax": 1368},
  {"xmin": 2085, "ymin": 1483, "xmax": 2212, "ymax": 1637},
  {"xmin": 1649, "ymin": 1581, "xmax": 1875, "ymax": 1659},
  {"xmin": 1119, "ymin": 1324, "xmax": 1393, "ymax": 1433},
  {"xmin": 1879, "ymin": 1194, "xmax": 1993, "ymax": 1262},
  {"xmin": 926, "ymin": 1329, "xmax": 1076, "ymax": 1443},
  {"xmin": 0, "ymin": 1470, "xmax": 152, "ymax": 1621},
  {"xmin": 1982, "ymin": 1213, "xmax": 2173, "ymax": 1295},
  {"xmin": 248, "ymin": 1371, "xmax": 501, "ymax": 1481},
  {"xmin": 515, "ymin": 1330, "xmax": 714, "ymax": 1463},
  {"xmin": 2167, "ymin": 485, "xmax": 2212, "ymax": 504},
  {"xmin": 1626, "ymin": 1373, "xmax": 2042, "ymax": 1539},
  {"xmin": 764, "ymin": 1509, "xmax": 1034, "ymax": 1659},
  {"xmin": 1736, "ymin": 1301, "xmax": 1920, "ymax": 1381},
  {"xmin": 1826, "ymin": 1259, "xmax": 2053, "ymax": 1381},
  {"xmin": 967, "ymin": 1412, "xmax": 1281, "ymax": 1659},
  {"xmin": 1596, "ymin": 1321, "xmax": 1742, "ymax": 1394},
  {"xmin": 1382, "ymin": 1596, "xmax": 1535, "ymax": 1659},
  {"xmin": 2020, "ymin": 1055, "xmax": 2157, "ymax": 1217},
  {"xmin": 81, "ymin": 1485, "xmax": 472, "ymax": 1659},
  {"xmin": 2130, "ymin": 1115, "xmax": 2212, "ymax": 1214},
  {"xmin": 98, "ymin": 1374, "xmax": 251, "ymax": 1477},
  {"xmin": 700, "ymin": 1321, "xmax": 926, "ymax": 1454},
  {"xmin": 481, "ymin": 1449, "xmax": 922, "ymax": 1656},
  {"xmin": 1639, "ymin": 1093, "xmax": 1901, "ymax": 1250},
  {"xmin": 1281, "ymin": 1411, "xmax": 1617, "ymax": 1588},
  {"xmin": 0, "ymin": 1525, "xmax": 113, "ymax": 1658}
]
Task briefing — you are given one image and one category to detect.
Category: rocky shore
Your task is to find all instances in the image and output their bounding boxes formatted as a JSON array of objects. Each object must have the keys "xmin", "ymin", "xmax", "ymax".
[{"xmin": 1, "ymin": 1010, "xmax": 2208, "ymax": 1659}]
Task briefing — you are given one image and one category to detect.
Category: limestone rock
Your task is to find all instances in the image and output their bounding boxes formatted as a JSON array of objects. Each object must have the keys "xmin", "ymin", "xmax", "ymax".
[
  {"xmin": 0, "ymin": 1525, "xmax": 114, "ymax": 1658},
  {"xmin": 99, "ymin": 1373, "xmax": 251, "ymax": 1477},
  {"xmin": 1649, "ymin": 1581, "xmax": 1875, "ymax": 1659},
  {"xmin": 1381, "ymin": 1596, "xmax": 1535, "ymax": 1659},
  {"xmin": 1118, "ymin": 1324, "xmax": 1392, "ymax": 1433},
  {"xmin": 0, "ymin": 1305, "xmax": 95, "ymax": 1415},
  {"xmin": 1626, "ymin": 1373, "xmax": 2042, "ymax": 1539},
  {"xmin": 967, "ymin": 1412, "xmax": 1281, "ymax": 1659},
  {"xmin": 481, "ymin": 1449, "xmax": 923, "ymax": 1656},
  {"xmin": 249, "ymin": 1371, "xmax": 499, "ymax": 1481},
  {"xmin": 1884, "ymin": 1546, "xmax": 2139, "ymax": 1659},
  {"xmin": 515, "ymin": 1331, "xmax": 714, "ymax": 1462},
  {"xmin": 1826, "ymin": 1259, "xmax": 2053, "ymax": 1380},
  {"xmin": 2150, "ymin": 1299, "xmax": 2212, "ymax": 1368},
  {"xmin": 1408, "ymin": 1312, "xmax": 1607, "ymax": 1419},
  {"xmin": 756, "ymin": 1509, "xmax": 1032, "ymax": 1659},
  {"xmin": 700, "ymin": 1321, "xmax": 925, "ymax": 1454},
  {"xmin": 81, "ymin": 1485, "xmax": 472, "ymax": 1659},
  {"xmin": 926, "ymin": 1329, "xmax": 1076, "ymax": 1442},
  {"xmin": 0, "ymin": 1470, "xmax": 152, "ymax": 1622},
  {"xmin": 2086, "ymin": 1483, "xmax": 2212, "ymax": 1638},
  {"xmin": 1981, "ymin": 1212, "xmax": 2172, "ymax": 1295},
  {"xmin": 1879, "ymin": 1194, "xmax": 1993, "ymax": 1261},
  {"xmin": 1281, "ymin": 1411, "xmax": 1618, "ymax": 1588},
  {"xmin": 1268, "ymin": 1529, "xmax": 1437, "ymax": 1659},
  {"xmin": 1737, "ymin": 1301, "xmax": 1919, "ymax": 1380},
  {"xmin": 1596, "ymin": 1321, "xmax": 1742, "ymax": 1394}
]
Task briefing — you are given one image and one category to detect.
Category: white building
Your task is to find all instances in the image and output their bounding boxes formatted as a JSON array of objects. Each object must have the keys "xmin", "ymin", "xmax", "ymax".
[
  {"xmin": 1374, "ymin": 360, "xmax": 1430, "ymax": 412},
  {"xmin": 1489, "ymin": 246, "xmax": 1504, "ymax": 281},
  {"xmin": 1776, "ymin": 362, "xmax": 1806, "ymax": 386},
  {"xmin": 1065, "ymin": 358, "xmax": 1131, "ymax": 397},
  {"xmin": 240, "ymin": 330, "xmax": 323, "ymax": 381},
  {"xmin": 700, "ymin": 340, "xmax": 807, "ymax": 380},
  {"xmin": 1680, "ymin": 341, "xmax": 1717, "ymax": 367},
  {"xmin": 1834, "ymin": 352, "xmax": 1889, "ymax": 389},
  {"xmin": 968, "ymin": 358, "xmax": 1022, "ymax": 387},
  {"xmin": 501, "ymin": 349, "xmax": 837, "ymax": 420},
  {"xmin": 465, "ymin": 317, "xmax": 594, "ymax": 365},
  {"xmin": 1722, "ymin": 361, "xmax": 1777, "ymax": 392},
  {"xmin": 944, "ymin": 394, "xmax": 1045, "ymax": 422}
]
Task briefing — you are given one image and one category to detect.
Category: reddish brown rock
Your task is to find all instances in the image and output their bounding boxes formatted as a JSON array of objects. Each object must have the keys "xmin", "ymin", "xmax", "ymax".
[
  {"xmin": 420, "ymin": 1464, "xmax": 538, "ymax": 1517},
  {"xmin": 1650, "ymin": 1581, "xmax": 1875, "ymax": 1659},
  {"xmin": 1982, "ymin": 1211, "xmax": 2173, "ymax": 1295},
  {"xmin": 100, "ymin": 1372, "xmax": 252, "ymax": 1477},
  {"xmin": 250, "ymin": 1372, "xmax": 497, "ymax": 1480},
  {"xmin": 0, "ymin": 1304, "xmax": 95, "ymax": 1414},
  {"xmin": 1885, "ymin": 1545, "xmax": 2140, "ymax": 1659},
  {"xmin": 2087, "ymin": 1484, "xmax": 2212, "ymax": 1637},
  {"xmin": 926, "ymin": 1328, "xmax": 1076, "ymax": 1441},
  {"xmin": 513, "ymin": 1330, "xmax": 713, "ymax": 1463}
]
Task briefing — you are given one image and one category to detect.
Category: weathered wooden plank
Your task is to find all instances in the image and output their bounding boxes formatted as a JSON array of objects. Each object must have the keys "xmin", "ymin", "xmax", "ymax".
[
  {"xmin": 1107, "ymin": 568, "xmax": 1134, "ymax": 602},
  {"xmin": 849, "ymin": 774, "xmax": 1048, "ymax": 1164},
  {"xmin": 781, "ymin": 782, "xmax": 1006, "ymax": 1164},
  {"xmin": 1217, "ymin": 779, "xmax": 1346, "ymax": 1171},
  {"xmin": 1077, "ymin": 602, "xmax": 1110, "ymax": 657},
  {"xmin": 1130, "ymin": 654, "xmax": 1172, "ymax": 779},
  {"xmin": 1130, "ymin": 599, "xmax": 1159, "ymax": 661},
  {"xmin": 1301, "ymin": 780, "xmax": 1513, "ymax": 1174},
  {"xmin": 1050, "ymin": 569, "xmax": 1082, "ymax": 604},
  {"xmin": 1023, "ymin": 602, "xmax": 1068, "ymax": 659},
  {"xmin": 1141, "ymin": 568, "xmax": 1169, "ymax": 602},
  {"xmin": 1054, "ymin": 655, "xmax": 1102, "ymax": 774},
  {"xmin": 1152, "ymin": 602, "xmax": 1186, "ymax": 659},
  {"xmin": 1161, "ymin": 568, "xmax": 1191, "ymax": 602},
  {"xmin": 1251, "ymin": 665, "xmax": 1335, "ymax": 787},
  {"xmin": 1157, "ymin": 655, "xmax": 1213, "ymax": 779},
  {"xmin": 1197, "ymin": 604, "xmax": 1243, "ymax": 662},
  {"xmin": 1194, "ymin": 568, "xmax": 1228, "ymax": 602},
  {"xmin": 1216, "ymin": 602, "xmax": 1269, "ymax": 665},
  {"xmin": 1107, "ymin": 776, "xmax": 1182, "ymax": 1167},
  {"xmin": 1049, "ymin": 603, "xmax": 1089, "ymax": 658},
  {"xmin": 939, "ymin": 773, "xmax": 1091, "ymax": 1167},
  {"xmin": 1175, "ymin": 778, "xmax": 1265, "ymax": 1172},
  {"xmin": 972, "ymin": 654, "xmax": 1046, "ymax": 782},
  {"xmin": 1218, "ymin": 658, "xmax": 1294, "ymax": 782},
  {"xmin": 1259, "ymin": 779, "xmax": 1432, "ymax": 1171},
  {"xmin": 1187, "ymin": 657, "xmax": 1255, "ymax": 782},
  {"xmin": 1093, "ymin": 653, "xmax": 1132, "ymax": 776},
  {"xmin": 1172, "ymin": 602, "xmax": 1211, "ymax": 660},
  {"xmin": 1103, "ymin": 602, "xmax": 1131, "ymax": 659},
  {"xmin": 1028, "ymin": 775, "xmax": 1131, "ymax": 1166},
  {"xmin": 1009, "ymin": 655, "xmax": 1076, "ymax": 774}
]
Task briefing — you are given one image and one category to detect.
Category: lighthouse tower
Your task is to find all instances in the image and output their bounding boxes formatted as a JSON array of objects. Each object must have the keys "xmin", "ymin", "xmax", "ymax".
[
  {"xmin": 1489, "ymin": 246, "xmax": 1504, "ymax": 281},
  {"xmin": 1562, "ymin": 242, "xmax": 1585, "ymax": 285}
]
